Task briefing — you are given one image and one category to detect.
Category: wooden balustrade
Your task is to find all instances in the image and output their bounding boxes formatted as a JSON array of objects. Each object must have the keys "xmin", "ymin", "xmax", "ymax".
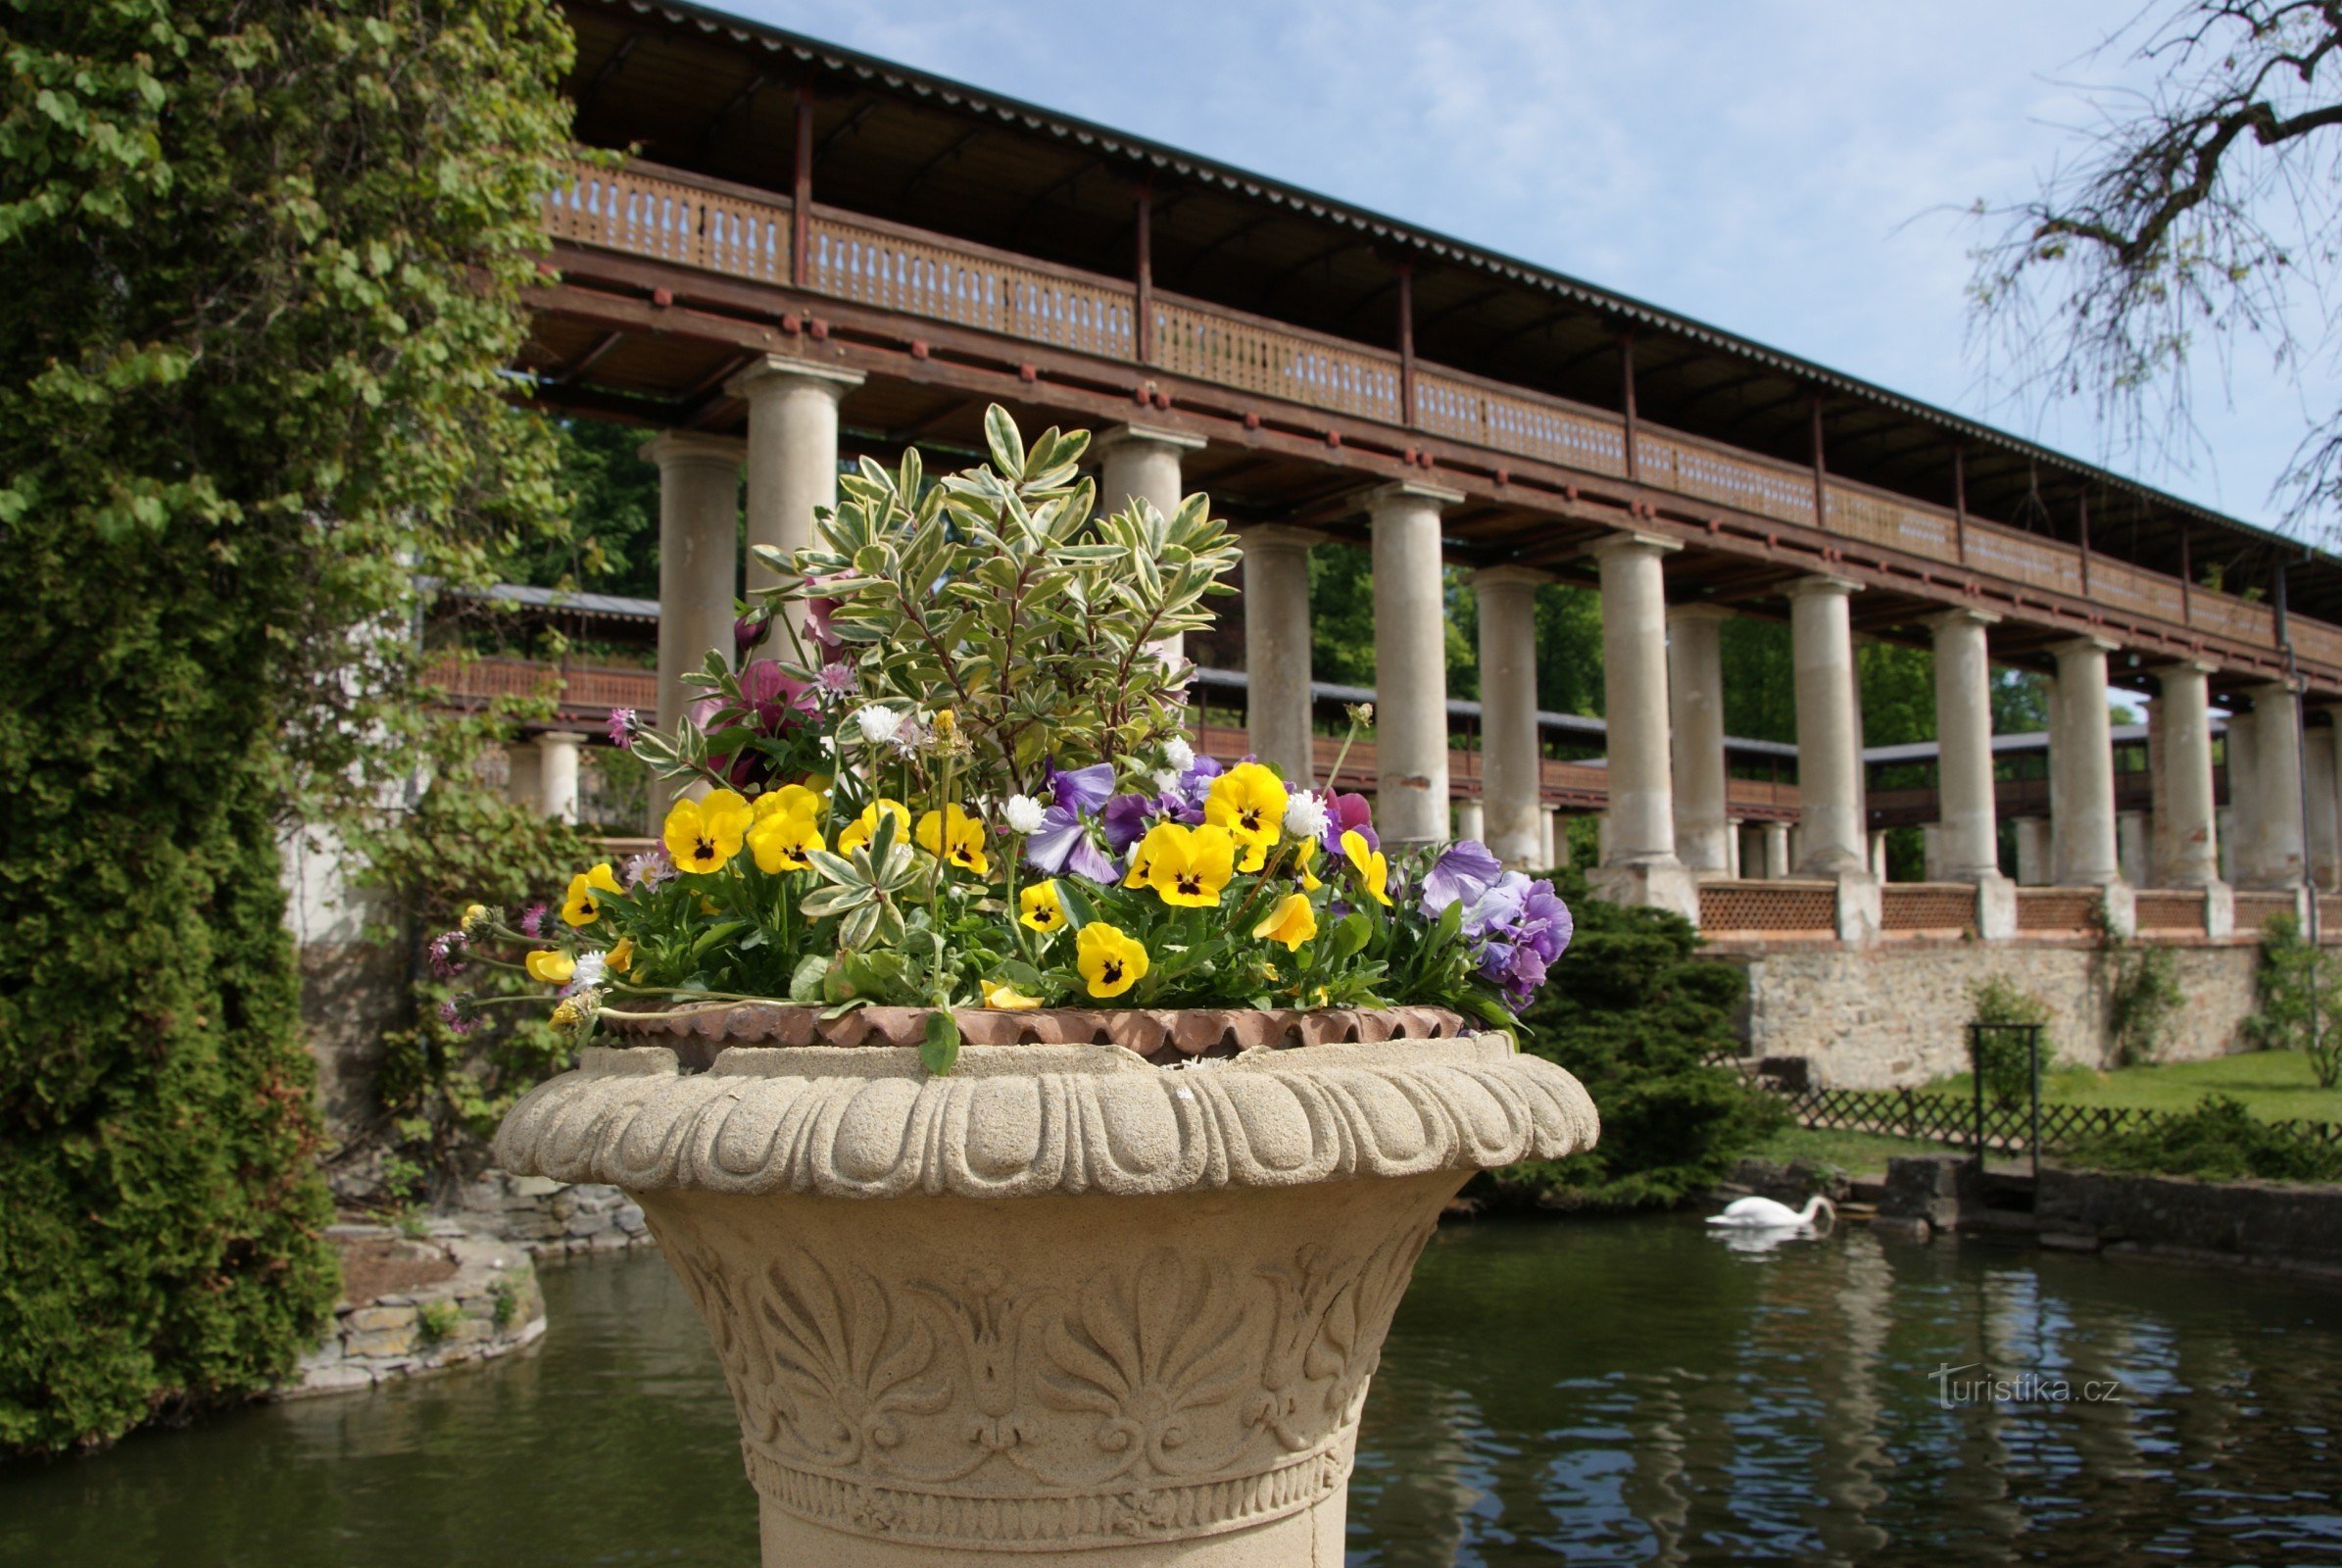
[
  {"xmin": 430, "ymin": 656, "xmax": 656, "ymax": 716},
  {"xmin": 544, "ymin": 156, "xmax": 2338, "ymax": 676}
]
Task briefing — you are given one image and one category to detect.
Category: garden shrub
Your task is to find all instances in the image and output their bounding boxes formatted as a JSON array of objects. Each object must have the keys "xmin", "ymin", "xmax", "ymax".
[
  {"xmin": 1969, "ymin": 977, "xmax": 2053, "ymax": 1104},
  {"xmin": 0, "ymin": 3, "xmax": 573, "ymax": 1451},
  {"xmin": 2243, "ymin": 913, "xmax": 2342, "ymax": 1088},
  {"xmin": 1476, "ymin": 870, "xmax": 1781, "ymax": 1210},
  {"xmin": 2068, "ymin": 1095, "xmax": 2342, "ymax": 1183}
]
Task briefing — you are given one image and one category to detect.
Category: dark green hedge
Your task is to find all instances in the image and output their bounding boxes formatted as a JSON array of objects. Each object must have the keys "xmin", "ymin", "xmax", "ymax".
[
  {"xmin": 0, "ymin": 533, "xmax": 339, "ymax": 1452},
  {"xmin": 1476, "ymin": 870, "xmax": 1781, "ymax": 1209}
]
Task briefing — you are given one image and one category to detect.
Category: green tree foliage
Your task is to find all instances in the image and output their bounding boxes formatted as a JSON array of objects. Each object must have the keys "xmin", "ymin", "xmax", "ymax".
[
  {"xmin": 519, "ymin": 416, "xmax": 662, "ymax": 598},
  {"xmin": 0, "ymin": 1, "xmax": 574, "ymax": 1451},
  {"xmin": 1477, "ymin": 872, "xmax": 1781, "ymax": 1209},
  {"xmin": 1969, "ymin": 977, "xmax": 2054, "ymax": 1104},
  {"xmin": 2242, "ymin": 912, "xmax": 2342, "ymax": 1087}
]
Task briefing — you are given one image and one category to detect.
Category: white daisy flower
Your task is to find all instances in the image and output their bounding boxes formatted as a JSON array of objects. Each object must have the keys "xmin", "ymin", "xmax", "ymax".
[
  {"xmin": 1003, "ymin": 794, "xmax": 1048, "ymax": 834},
  {"xmin": 1283, "ymin": 792, "xmax": 1330, "ymax": 840},
  {"xmin": 854, "ymin": 706, "xmax": 903, "ymax": 745}
]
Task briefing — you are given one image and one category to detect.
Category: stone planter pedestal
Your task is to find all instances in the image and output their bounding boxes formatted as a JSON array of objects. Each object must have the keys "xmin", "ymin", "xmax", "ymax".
[{"xmin": 494, "ymin": 1031, "xmax": 1596, "ymax": 1565}]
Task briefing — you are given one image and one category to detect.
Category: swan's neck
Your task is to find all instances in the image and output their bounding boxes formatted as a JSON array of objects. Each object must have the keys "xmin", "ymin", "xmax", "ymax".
[{"xmin": 1802, "ymin": 1196, "xmax": 1831, "ymax": 1222}]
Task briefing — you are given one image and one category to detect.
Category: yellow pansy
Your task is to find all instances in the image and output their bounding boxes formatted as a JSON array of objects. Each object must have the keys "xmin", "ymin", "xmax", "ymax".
[
  {"xmin": 561, "ymin": 862, "xmax": 623, "ymax": 927},
  {"xmin": 1342, "ymin": 829, "xmax": 1391, "ymax": 907},
  {"xmin": 1138, "ymin": 821, "xmax": 1237, "ymax": 908},
  {"xmin": 916, "ymin": 804, "xmax": 992, "ymax": 875},
  {"xmin": 753, "ymin": 783, "xmax": 825, "ymax": 823},
  {"xmin": 1020, "ymin": 880, "xmax": 1065, "ymax": 933},
  {"xmin": 525, "ymin": 950, "xmax": 576, "ymax": 986},
  {"xmin": 606, "ymin": 936, "xmax": 634, "ymax": 974},
  {"xmin": 1124, "ymin": 829, "xmax": 1160, "ymax": 889},
  {"xmin": 1293, "ymin": 836, "xmax": 1323, "ymax": 891},
  {"xmin": 1204, "ymin": 761, "xmax": 1288, "ymax": 852},
  {"xmin": 981, "ymin": 979, "xmax": 1045, "ymax": 1009},
  {"xmin": 1076, "ymin": 922, "xmax": 1150, "ymax": 1000},
  {"xmin": 663, "ymin": 789, "xmax": 753, "ymax": 875},
  {"xmin": 747, "ymin": 788, "xmax": 825, "ymax": 873},
  {"xmin": 838, "ymin": 799, "xmax": 911, "ymax": 857},
  {"xmin": 1252, "ymin": 893, "xmax": 1318, "ymax": 952}
]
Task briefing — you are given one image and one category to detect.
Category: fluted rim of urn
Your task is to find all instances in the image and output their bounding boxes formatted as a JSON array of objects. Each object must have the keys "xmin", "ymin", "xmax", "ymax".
[{"xmin": 490, "ymin": 1034, "xmax": 1600, "ymax": 1199}]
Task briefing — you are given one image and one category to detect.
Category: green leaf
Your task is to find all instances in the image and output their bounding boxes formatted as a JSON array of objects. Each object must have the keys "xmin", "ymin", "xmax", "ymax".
[
  {"xmin": 788, "ymin": 954, "xmax": 830, "ymax": 1003},
  {"xmin": 921, "ymin": 1009, "xmax": 961, "ymax": 1076},
  {"xmin": 1330, "ymin": 912, "xmax": 1373, "ymax": 964},
  {"xmin": 983, "ymin": 403, "xmax": 1026, "ymax": 480}
]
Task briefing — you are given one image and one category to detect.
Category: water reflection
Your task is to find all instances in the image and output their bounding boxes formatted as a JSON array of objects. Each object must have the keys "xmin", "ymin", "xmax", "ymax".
[
  {"xmin": 1347, "ymin": 1214, "xmax": 2342, "ymax": 1566},
  {"xmin": 2, "ymin": 1216, "xmax": 2337, "ymax": 1566}
]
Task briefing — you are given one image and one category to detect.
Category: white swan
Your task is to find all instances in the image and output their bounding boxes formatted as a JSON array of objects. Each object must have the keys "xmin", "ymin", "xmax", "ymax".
[{"xmin": 1705, "ymin": 1194, "xmax": 1835, "ymax": 1230}]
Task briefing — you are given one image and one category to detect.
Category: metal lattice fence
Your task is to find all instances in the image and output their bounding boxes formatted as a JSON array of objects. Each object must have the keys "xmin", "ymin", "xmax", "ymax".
[{"xmin": 1787, "ymin": 1084, "xmax": 2342, "ymax": 1154}]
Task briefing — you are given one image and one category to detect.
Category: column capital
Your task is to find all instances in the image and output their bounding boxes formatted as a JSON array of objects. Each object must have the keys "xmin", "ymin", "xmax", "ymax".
[
  {"xmin": 723, "ymin": 355, "xmax": 864, "ymax": 401},
  {"xmin": 1363, "ymin": 478, "xmax": 1465, "ymax": 513},
  {"xmin": 638, "ymin": 430, "xmax": 745, "ymax": 468},
  {"xmin": 2046, "ymin": 634, "xmax": 2122, "ymax": 659},
  {"xmin": 1238, "ymin": 522, "xmax": 1328, "ymax": 552},
  {"xmin": 2148, "ymin": 657, "xmax": 2220, "ymax": 677},
  {"xmin": 1471, "ymin": 564, "xmax": 1555, "ymax": 591},
  {"xmin": 2244, "ymin": 675, "xmax": 2306, "ymax": 700},
  {"xmin": 1927, "ymin": 606, "xmax": 2002, "ymax": 632},
  {"xmin": 1097, "ymin": 422, "xmax": 1206, "ymax": 456},
  {"xmin": 1784, "ymin": 573, "xmax": 1862, "ymax": 601},
  {"xmin": 1585, "ymin": 528, "xmax": 1681, "ymax": 562},
  {"xmin": 1665, "ymin": 602, "xmax": 1733, "ymax": 625},
  {"xmin": 534, "ymin": 729, "xmax": 589, "ymax": 750}
]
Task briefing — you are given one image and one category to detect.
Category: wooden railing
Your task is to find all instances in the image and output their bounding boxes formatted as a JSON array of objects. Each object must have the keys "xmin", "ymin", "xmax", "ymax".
[
  {"xmin": 430, "ymin": 656, "xmax": 655, "ymax": 716},
  {"xmin": 543, "ymin": 157, "xmax": 2340, "ymax": 673}
]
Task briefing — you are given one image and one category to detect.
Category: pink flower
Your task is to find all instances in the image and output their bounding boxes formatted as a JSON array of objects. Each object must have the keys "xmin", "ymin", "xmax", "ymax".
[
  {"xmin": 518, "ymin": 902, "xmax": 550, "ymax": 938},
  {"xmin": 606, "ymin": 708, "xmax": 636, "ymax": 750}
]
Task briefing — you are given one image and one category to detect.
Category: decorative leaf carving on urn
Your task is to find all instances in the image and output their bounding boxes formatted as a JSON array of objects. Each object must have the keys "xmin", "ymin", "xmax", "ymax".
[
  {"xmin": 756, "ymin": 1250, "xmax": 951, "ymax": 1469},
  {"xmin": 1039, "ymin": 1249, "xmax": 1260, "ymax": 1483}
]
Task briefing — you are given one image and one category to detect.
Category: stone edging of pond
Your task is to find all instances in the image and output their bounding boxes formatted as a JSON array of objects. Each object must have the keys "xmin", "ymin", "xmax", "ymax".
[{"xmin": 276, "ymin": 1225, "xmax": 546, "ymax": 1399}]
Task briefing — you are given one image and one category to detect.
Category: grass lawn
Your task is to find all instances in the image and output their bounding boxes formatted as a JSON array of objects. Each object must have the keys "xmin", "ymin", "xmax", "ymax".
[
  {"xmin": 1931, "ymin": 1050, "xmax": 2342, "ymax": 1123},
  {"xmin": 1747, "ymin": 1124, "xmax": 1959, "ymax": 1175}
]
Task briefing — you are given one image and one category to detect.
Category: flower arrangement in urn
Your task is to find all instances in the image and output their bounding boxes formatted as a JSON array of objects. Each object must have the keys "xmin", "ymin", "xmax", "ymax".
[{"xmin": 449, "ymin": 407, "xmax": 1569, "ymax": 1071}]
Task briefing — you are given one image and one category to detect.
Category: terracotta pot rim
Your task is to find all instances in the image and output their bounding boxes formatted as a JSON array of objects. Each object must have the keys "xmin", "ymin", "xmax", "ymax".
[{"xmin": 599, "ymin": 1000, "xmax": 1477, "ymax": 1068}]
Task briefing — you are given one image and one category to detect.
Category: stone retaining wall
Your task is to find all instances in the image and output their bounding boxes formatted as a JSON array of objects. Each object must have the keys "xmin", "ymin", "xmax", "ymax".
[
  {"xmin": 1727, "ymin": 939, "xmax": 2260, "ymax": 1088},
  {"xmin": 457, "ymin": 1171, "xmax": 655, "ymax": 1256},
  {"xmin": 283, "ymin": 1228, "xmax": 545, "ymax": 1397},
  {"xmin": 2037, "ymin": 1167, "xmax": 2342, "ymax": 1270}
]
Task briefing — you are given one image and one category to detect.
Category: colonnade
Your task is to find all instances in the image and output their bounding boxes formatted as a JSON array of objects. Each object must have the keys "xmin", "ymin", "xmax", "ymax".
[{"xmin": 604, "ymin": 376, "xmax": 2335, "ymax": 935}]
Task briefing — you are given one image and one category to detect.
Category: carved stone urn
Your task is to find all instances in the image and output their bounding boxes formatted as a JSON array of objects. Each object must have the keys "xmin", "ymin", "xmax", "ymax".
[{"xmin": 493, "ymin": 1024, "xmax": 1596, "ymax": 1566}]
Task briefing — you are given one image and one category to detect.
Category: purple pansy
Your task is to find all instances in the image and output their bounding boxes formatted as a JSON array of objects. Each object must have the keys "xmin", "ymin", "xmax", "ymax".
[
  {"xmin": 1418, "ymin": 838, "xmax": 1572, "ymax": 1009},
  {"xmin": 1320, "ymin": 792, "xmax": 1378, "ymax": 856},
  {"xmin": 1100, "ymin": 792, "xmax": 1172, "ymax": 853},
  {"xmin": 1047, "ymin": 761, "xmax": 1117, "ymax": 814},
  {"xmin": 1420, "ymin": 840, "xmax": 1504, "ymax": 916}
]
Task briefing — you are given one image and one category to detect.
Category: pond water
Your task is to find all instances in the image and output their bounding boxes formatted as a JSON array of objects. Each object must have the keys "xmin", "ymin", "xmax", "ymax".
[{"xmin": 6, "ymin": 1213, "xmax": 2341, "ymax": 1567}]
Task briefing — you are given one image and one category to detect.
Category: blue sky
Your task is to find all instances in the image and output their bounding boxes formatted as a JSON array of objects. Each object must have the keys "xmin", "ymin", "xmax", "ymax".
[{"xmin": 712, "ymin": 0, "xmax": 2321, "ymax": 536}]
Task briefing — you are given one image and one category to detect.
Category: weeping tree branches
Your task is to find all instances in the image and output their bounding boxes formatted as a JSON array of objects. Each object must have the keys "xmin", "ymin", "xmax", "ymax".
[{"xmin": 1970, "ymin": 1, "xmax": 2342, "ymax": 528}]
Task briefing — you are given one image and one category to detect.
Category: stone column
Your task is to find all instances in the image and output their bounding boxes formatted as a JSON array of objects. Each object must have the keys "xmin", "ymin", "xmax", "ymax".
[
  {"xmin": 1763, "ymin": 821, "xmax": 1791, "ymax": 880},
  {"xmin": 1474, "ymin": 565, "xmax": 1552, "ymax": 866},
  {"xmin": 1241, "ymin": 525, "xmax": 1323, "ymax": 785},
  {"xmin": 2236, "ymin": 682, "xmax": 2307, "ymax": 888},
  {"xmin": 2014, "ymin": 818, "xmax": 2050, "ymax": 885},
  {"xmin": 1724, "ymin": 818, "xmax": 1744, "ymax": 878},
  {"xmin": 1788, "ymin": 576, "xmax": 1867, "ymax": 875},
  {"xmin": 1921, "ymin": 823, "xmax": 1944, "ymax": 881},
  {"xmin": 1666, "ymin": 604, "xmax": 1732, "ymax": 877},
  {"xmin": 505, "ymin": 741, "xmax": 543, "ymax": 812},
  {"xmin": 2225, "ymin": 710, "xmax": 2257, "ymax": 883},
  {"xmin": 1539, "ymin": 808, "xmax": 1559, "ymax": 867},
  {"xmin": 536, "ymin": 731, "xmax": 585, "ymax": 825},
  {"xmin": 1587, "ymin": 531, "xmax": 1695, "ymax": 918},
  {"xmin": 1869, "ymin": 830, "xmax": 1889, "ymax": 879},
  {"xmin": 2308, "ymin": 710, "xmax": 2342, "ymax": 890},
  {"xmin": 1929, "ymin": 610, "xmax": 2005, "ymax": 882},
  {"xmin": 2117, "ymin": 810, "xmax": 2151, "ymax": 887},
  {"xmin": 1454, "ymin": 798, "xmax": 1485, "ymax": 843},
  {"xmin": 2149, "ymin": 665, "xmax": 2222, "ymax": 887},
  {"xmin": 2049, "ymin": 639, "xmax": 2122, "ymax": 886},
  {"xmin": 1367, "ymin": 481, "xmax": 1460, "ymax": 845},
  {"xmin": 644, "ymin": 432, "xmax": 745, "ymax": 826},
  {"xmin": 1099, "ymin": 424, "xmax": 1207, "ymax": 670},
  {"xmin": 727, "ymin": 359, "xmax": 863, "ymax": 623}
]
